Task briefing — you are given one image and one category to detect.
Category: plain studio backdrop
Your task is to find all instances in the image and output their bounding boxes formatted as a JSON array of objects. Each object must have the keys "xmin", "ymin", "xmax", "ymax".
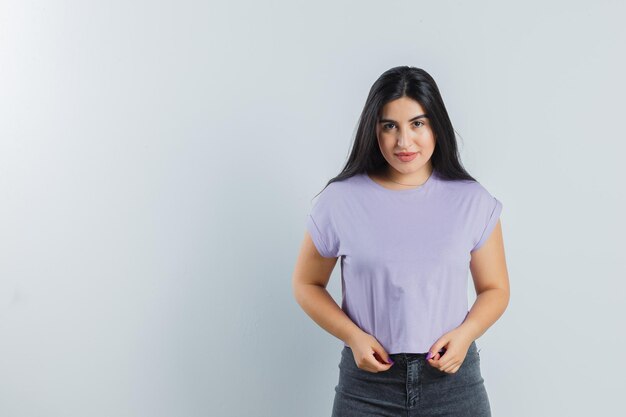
[{"xmin": 0, "ymin": 1, "xmax": 624, "ymax": 416}]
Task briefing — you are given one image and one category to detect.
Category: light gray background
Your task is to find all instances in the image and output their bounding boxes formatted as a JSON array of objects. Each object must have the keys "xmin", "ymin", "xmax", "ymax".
[{"xmin": 1, "ymin": 1, "xmax": 624, "ymax": 416}]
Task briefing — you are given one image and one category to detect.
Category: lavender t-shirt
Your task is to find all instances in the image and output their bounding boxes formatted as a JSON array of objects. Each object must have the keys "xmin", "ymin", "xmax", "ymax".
[{"xmin": 306, "ymin": 170, "xmax": 502, "ymax": 354}]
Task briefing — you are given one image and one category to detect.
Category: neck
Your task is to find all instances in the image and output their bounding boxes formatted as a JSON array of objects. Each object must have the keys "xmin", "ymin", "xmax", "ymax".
[{"xmin": 384, "ymin": 165, "xmax": 433, "ymax": 186}]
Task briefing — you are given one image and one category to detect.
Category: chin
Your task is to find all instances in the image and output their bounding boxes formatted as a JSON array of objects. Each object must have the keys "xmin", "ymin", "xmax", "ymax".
[{"xmin": 391, "ymin": 163, "xmax": 420, "ymax": 172}]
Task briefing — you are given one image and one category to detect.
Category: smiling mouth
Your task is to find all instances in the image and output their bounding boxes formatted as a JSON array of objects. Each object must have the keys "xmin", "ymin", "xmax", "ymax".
[{"xmin": 395, "ymin": 152, "xmax": 419, "ymax": 162}]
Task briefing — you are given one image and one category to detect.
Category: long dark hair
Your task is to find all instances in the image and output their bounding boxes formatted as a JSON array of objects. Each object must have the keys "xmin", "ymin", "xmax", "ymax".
[{"xmin": 315, "ymin": 66, "xmax": 477, "ymax": 198}]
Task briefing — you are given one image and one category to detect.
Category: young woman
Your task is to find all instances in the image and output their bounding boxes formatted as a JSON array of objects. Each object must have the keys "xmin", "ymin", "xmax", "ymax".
[{"xmin": 292, "ymin": 66, "xmax": 509, "ymax": 417}]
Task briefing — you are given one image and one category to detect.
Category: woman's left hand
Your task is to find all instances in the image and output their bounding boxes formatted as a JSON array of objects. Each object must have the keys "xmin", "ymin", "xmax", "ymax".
[{"xmin": 425, "ymin": 327, "xmax": 474, "ymax": 374}]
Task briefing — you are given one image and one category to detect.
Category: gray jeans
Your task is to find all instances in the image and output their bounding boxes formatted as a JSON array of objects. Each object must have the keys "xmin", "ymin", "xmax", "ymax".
[{"xmin": 331, "ymin": 340, "xmax": 491, "ymax": 417}]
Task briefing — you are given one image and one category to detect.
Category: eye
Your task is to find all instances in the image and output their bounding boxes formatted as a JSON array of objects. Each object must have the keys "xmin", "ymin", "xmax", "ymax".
[{"xmin": 382, "ymin": 121, "xmax": 424, "ymax": 130}]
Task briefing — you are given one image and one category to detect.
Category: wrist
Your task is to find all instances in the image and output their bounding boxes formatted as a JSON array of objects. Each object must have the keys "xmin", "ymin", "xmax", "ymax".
[
  {"xmin": 343, "ymin": 327, "xmax": 363, "ymax": 346},
  {"xmin": 457, "ymin": 321, "xmax": 480, "ymax": 342}
]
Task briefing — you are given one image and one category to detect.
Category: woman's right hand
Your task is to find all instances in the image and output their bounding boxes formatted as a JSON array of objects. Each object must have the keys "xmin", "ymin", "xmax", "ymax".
[{"xmin": 347, "ymin": 331, "xmax": 394, "ymax": 373}]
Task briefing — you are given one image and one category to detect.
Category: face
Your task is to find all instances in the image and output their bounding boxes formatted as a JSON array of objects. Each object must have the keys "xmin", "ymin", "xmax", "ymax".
[{"xmin": 376, "ymin": 96, "xmax": 436, "ymax": 179}]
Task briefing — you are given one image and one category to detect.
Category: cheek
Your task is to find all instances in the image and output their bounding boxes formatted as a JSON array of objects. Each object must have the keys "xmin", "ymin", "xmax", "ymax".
[
  {"xmin": 420, "ymin": 132, "xmax": 436, "ymax": 149},
  {"xmin": 384, "ymin": 143, "xmax": 398, "ymax": 157},
  {"xmin": 378, "ymin": 136, "xmax": 395, "ymax": 153}
]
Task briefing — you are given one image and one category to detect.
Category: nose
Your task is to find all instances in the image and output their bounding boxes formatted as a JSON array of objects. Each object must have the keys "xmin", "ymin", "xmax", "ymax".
[{"xmin": 396, "ymin": 129, "xmax": 412, "ymax": 149}]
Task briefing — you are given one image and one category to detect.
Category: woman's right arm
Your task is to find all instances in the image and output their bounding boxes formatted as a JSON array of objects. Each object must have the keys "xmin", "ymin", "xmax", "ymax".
[
  {"xmin": 291, "ymin": 231, "xmax": 395, "ymax": 371},
  {"xmin": 291, "ymin": 230, "xmax": 363, "ymax": 345}
]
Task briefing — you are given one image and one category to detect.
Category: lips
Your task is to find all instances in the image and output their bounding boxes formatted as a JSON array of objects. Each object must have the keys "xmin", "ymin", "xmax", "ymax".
[{"xmin": 395, "ymin": 152, "xmax": 419, "ymax": 162}]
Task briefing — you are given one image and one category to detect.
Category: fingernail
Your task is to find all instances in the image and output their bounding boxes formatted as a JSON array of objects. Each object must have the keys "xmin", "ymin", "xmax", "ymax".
[
  {"xmin": 388, "ymin": 358, "xmax": 394, "ymax": 364},
  {"xmin": 426, "ymin": 352, "xmax": 433, "ymax": 360}
]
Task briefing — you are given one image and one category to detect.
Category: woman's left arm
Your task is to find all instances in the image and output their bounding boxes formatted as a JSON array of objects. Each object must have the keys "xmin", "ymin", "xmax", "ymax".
[
  {"xmin": 426, "ymin": 219, "xmax": 510, "ymax": 373},
  {"xmin": 460, "ymin": 219, "xmax": 510, "ymax": 341}
]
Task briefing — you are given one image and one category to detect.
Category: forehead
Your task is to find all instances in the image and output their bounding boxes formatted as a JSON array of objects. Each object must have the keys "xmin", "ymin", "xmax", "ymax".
[{"xmin": 380, "ymin": 97, "xmax": 426, "ymax": 118}]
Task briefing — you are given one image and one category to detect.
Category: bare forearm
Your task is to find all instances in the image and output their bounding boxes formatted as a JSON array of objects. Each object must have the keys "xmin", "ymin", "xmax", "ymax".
[
  {"xmin": 293, "ymin": 283, "xmax": 362, "ymax": 345},
  {"xmin": 459, "ymin": 288, "xmax": 510, "ymax": 341}
]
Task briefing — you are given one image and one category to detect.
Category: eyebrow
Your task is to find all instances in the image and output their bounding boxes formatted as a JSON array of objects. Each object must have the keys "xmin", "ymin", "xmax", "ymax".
[{"xmin": 378, "ymin": 114, "xmax": 428, "ymax": 123}]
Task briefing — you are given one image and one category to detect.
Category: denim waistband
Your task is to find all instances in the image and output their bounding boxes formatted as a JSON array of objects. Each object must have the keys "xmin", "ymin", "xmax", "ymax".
[
  {"xmin": 346, "ymin": 340, "xmax": 477, "ymax": 365},
  {"xmin": 387, "ymin": 351, "xmax": 429, "ymax": 365}
]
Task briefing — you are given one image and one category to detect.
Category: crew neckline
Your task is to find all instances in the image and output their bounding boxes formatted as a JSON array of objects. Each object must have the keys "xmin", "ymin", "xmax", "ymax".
[{"xmin": 363, "ymin": 169, "xmax": 437, "ymax": 194}]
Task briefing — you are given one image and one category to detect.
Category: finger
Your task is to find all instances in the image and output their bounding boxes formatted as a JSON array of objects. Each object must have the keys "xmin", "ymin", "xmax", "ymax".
[
  {"xmin": 448, "ymin": 362, "xmax": 460, "ymax": 373},
  {"xmin": 372, "ymin": 346, "xmax": 393, "ymax": 365},
  {"xmin": 442, "ymin": 360, "xmax": 459, "ymax": 373},
  {"xmin": 370, "ymin": 352, "xmax": 394, "ymax": 371},
  {"xmin": 354, "ymin": 349, "xmax": 388, "ymax": 372},
  {"xmin": 427, "ymin": 344, "xmax": 447, "ymax": 360},
  {"xmin": 437, "ymin": 348, "xmax": 447, "ymax": 360},
  {"xmin": 355, "ymin": 356, "xmax": 378, "ymax": 373},
  {"xmin": 428, "ymin": 349, "xmax": 446, "ymax": 364},
  {"xmin": 428, "ymin": 352, "xmax": 441, "ymax": 365},
  {"xmin": 426, "ymin": 354, "xmax": 439, "ymax": 370},
  {"xmin": 370, "ymin": 358, "xmax": 392, "ymax": 372},
  {"xmin": 437, "ymin": 349, "xmax": 455, "ymax": 369},
  {"xmin": 438, "ymin": 356, "xmax": 449, "ymax": 370},
  {"xmin": 361, "ymin": 356, "xmax": 388, "ymax": 373}
]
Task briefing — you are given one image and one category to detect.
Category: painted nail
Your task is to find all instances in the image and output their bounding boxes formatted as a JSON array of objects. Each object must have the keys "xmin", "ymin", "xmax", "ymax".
[{"xmin": 426, "ymin": 352, "xmax": 433, "ymax": 360}]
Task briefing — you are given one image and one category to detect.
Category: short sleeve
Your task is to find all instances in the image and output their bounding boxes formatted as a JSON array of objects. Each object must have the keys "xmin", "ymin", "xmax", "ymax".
[
  {"xmin": 306, "ymin": 189, "xmax": 340, "ymax": 258},
  {"xmin": 470, "ymin": 195, "xmax": 503, "ymax": 252}
]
